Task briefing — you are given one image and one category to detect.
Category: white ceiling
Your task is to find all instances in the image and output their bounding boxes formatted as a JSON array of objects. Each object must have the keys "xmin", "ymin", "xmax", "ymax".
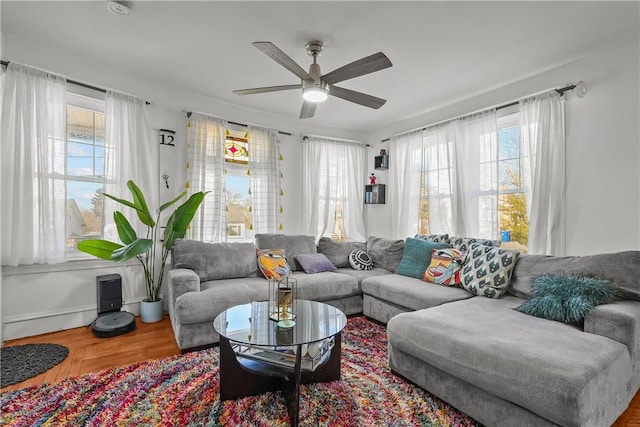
[{"xmin": 2, "ymin": 1, "xmax": 639, "ymax": 132}]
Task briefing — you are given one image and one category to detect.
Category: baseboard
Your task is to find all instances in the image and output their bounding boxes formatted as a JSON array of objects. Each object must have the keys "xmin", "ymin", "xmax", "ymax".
[{"xmin": 2, "ymin": 299, "xmax": 148, "ymax": 341}]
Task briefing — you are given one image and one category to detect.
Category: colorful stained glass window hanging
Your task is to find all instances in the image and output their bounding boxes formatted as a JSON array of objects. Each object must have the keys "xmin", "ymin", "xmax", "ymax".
[{"xmin": 224, "ymin": 130, "xmax": 249, "ymax": 164}]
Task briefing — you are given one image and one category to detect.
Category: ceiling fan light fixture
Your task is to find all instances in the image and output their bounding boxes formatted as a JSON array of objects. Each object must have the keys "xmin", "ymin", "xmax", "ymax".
[{"xmin": 302, "ymin": 86, "xmax": 328, "ymax": 103}]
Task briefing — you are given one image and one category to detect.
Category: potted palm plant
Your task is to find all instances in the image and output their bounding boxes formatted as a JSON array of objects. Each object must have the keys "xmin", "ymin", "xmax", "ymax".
[{"xmin": 77, "ymin": 180, "xmax": 207, "ymax": 323}]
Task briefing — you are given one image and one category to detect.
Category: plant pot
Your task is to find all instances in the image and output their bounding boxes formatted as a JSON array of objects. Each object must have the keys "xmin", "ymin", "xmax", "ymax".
[{"xmin": 140, "ymin": 298, "xmax": 164, "ymax": 323}]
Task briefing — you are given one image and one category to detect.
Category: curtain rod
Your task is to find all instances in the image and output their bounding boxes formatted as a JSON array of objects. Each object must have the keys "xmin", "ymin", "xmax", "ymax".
[
  {"xmin": 379, "ymin": 83, "xmax": 580, "ymax": 143},
  {"xmin": 302, "ymin": 135, "xmax": 370, "ymax": 147},
  {"xmin": 184, "ymin": 111, "xmax": 292, "ymax": 136},
  {"xmin": 2, "ymin": 60, "xmax": 151, "ymax": 105}
]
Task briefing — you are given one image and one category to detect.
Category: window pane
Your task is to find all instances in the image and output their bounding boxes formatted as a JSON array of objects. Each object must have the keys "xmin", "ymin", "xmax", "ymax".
[
  {"xmin": 67, "ymin": 106, "xmax": 105, "ymax": 179},
  {"xmin": 499, "ymin": 159, "xmax": 521, "ymax": 189},
  {"xmin": 67, "ymin": 157, "xmax": 97, "ymax": 177},
  {"xmin": 67, "ymin": 181, "xmax": 104, "ymax": 254},
  {"xmin": 498, "ymin": 193, "xmax": 529, "ymax": 250},
  {"xmin": 66, "ymin": 101, "xmax": 106, "ymax": 257},
  {"xmin": 498, "ymin": 127, "xmax": 519, "ymax": 160},
  {"xmin": 226, "ymin": 174, "xmax": 250, "ymax": 240}
]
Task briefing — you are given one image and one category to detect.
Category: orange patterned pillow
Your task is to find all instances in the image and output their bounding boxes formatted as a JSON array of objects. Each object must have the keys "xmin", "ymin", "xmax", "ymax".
[{"xmin": 257, "ymin": 248, "xmax": 291, "ymax": 281}]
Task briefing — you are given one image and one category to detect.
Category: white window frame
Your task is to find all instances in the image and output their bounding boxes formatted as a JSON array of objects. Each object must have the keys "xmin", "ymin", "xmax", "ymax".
[{"xmin": 65, "ymin": 90, "xmax": 108, "ymax": 260}]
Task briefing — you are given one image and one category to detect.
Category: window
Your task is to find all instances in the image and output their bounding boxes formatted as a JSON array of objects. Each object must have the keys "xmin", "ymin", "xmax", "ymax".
[
  {"xmin": 302, "ymin": 137, "xmax": 367, "ymax": 242},
  {"xmin": 496, "ymin": 114, "xmax": 529, "ymax": 251},
  {"xmin": 65, "ymin": 92, "xmax": 107, "ymax": 257},
  {"xmin": 417, "ymin": 111, "xmax": 529, "ymax": 252},
  {"xmin": 225, "ymin": 129, "xmax": 251, "ymax": 241}
]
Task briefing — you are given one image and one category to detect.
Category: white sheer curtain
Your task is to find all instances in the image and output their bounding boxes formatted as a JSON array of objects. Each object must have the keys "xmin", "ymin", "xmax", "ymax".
[
  {"xmin": 248, "ymin": 125, "xmax": 282, "ymax": 234},
  {"xmin": 520, "ymin": 91, "xmax": 565, "ymax": 255},
  {"xmin": 450, "ymin": 110, "xmax": 498, "ymax": 238},
  {"xmin": 186, "ymin": 113, "xmax": 228, "ymax": 242},
  {"xmin": 422, "ymin": 124, "xmax": 453, "ymax": 234},
  {"xmin": 302, "ymin": 136, "xmax": 366, "ymax": 241},
  {"xmin": 0, "ymin": 63, "xmax": 67, "ymax": 265},
  {"xmin": 104, "ymin": 91, "xmax": 157, "ymax": 242},
  {"xmin": 389, "ymin": 130, "xmax": 424, "ymax": 239}
]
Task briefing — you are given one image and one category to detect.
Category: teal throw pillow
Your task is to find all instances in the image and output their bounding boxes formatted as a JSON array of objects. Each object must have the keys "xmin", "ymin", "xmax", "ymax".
[
  {"xmin": 395, "ymin": 238, "xmax": 449, "ymax": 279},
  {"xmin": 516, "ymin": 275, "xmax": 616, "ymax": 324}
]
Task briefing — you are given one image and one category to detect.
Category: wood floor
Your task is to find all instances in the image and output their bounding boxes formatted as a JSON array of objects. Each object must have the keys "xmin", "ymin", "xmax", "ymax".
[{"xmin": 1, "ymin": 315, "xmax": 639, "ymax": 426}]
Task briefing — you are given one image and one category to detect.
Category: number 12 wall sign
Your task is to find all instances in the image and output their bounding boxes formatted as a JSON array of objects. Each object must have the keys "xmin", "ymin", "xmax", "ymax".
[{"xmin": 159, "ymin": 129, "xmax": 175, "ymax": 146}]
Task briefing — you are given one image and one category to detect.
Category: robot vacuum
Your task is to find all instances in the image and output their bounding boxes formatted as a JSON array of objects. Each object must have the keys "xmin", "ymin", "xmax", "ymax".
[
  {"xmin": 91, "ymin": 311, "xmax": 136, "ymax": 338},
  {"xmin": 91, "ymin": 273, "xmax": 136, "ymax": 338}
]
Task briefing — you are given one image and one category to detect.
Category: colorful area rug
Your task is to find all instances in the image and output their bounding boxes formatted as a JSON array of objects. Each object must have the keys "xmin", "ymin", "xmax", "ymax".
[
  {"xmin": 1, "ymin": 343, "xmax": 69, "ymax": 387},
  {"xmin": 1, "ymin": 317, "xmax": 478, "ymax": 426}
]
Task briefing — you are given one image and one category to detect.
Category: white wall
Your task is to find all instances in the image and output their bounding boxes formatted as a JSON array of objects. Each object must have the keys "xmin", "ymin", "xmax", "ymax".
[
  {"xmin": 0, "ymin": 33, "xmax": 361, "ymax": 340},
  {"xmin": 364, "ymin": 39, "xmax": 640, "ymax": 256}
]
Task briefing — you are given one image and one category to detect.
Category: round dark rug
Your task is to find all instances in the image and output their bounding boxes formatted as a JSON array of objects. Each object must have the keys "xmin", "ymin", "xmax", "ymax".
[{"xmin": 1, "ymin": 343, "xmax": 69, "ymax": 387}]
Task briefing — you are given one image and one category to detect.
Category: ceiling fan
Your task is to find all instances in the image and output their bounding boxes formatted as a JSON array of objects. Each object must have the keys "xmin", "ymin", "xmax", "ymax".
[{"xmin": 233, "ymin": 41, "xmax": 392, "ymax": 119}]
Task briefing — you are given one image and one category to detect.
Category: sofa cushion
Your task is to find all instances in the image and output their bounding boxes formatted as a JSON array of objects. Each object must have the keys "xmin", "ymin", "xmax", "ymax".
[
  {"xmin": 509, "ymin": 251, "xmax": 640, "ymax": 302},
  {"xmin": 396, "ymin": 238, "xmax": 449, "ymax": 279},
  {"xmin": 516, "ymin": 275, "xmax": 616, "ymax": 324},
  {"xmin": 387, "ymin": 296, "xmax": 633, "ymax": 427},
  {"xmin": 175, "ymin": 277, "xmax": 268, "ymax": 324},
  {"xmin": 289, "ymin": 271, "xmax": 359, "ymax": 301},
  {"xmin": 172, "ymin": 240, "xmax": 258, "ymax": 281},
  {"xmin": 294, "ymin": 253, "xmax": 337, "ymax": 274},
  {"xmin": 335, "ymin": 267, "xmax": 392, "ymax": 284},
  {"xmin": 361, "ymin": 274, "xmax": 473, "ymax": 311},
  {"xmin": 349, "ymin": 249, "xmax": 373, "ymax": 271},
  {"xmin": 317, "ymin": 237, "xmax": 366, "ymax": 268},
  {"xmin": 255, "ymin": 234, "xmax": 317, "ymax": 272},
  {"xmin": 461, "ymin": 243, "xmax": 519, "ymax": 298},
  {"xmin": 366, "ymin": 236, "xmax": 405, "ymax": 272}
]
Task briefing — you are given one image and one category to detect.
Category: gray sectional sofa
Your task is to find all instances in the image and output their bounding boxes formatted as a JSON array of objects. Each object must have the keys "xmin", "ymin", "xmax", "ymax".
[{"xmin": 166, "ymin": 233, "xmax": 640, "ymax": 427}]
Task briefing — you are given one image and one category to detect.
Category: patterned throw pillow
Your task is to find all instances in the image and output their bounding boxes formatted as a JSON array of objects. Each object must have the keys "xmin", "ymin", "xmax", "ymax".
[
  {"xmin": 396, "ymin": 238, "xmax": 450, "ymax": 279},
  {"xmin": 516, "ymin": 275, "xmax": 616, "ymax": 324},
  {"xmin": 423, "ymin": 248, "xmax": 467, "ymax": 286},
  {"xmin": 349, "ymin": 249, "xmax": 373, "ymax": 271},
  {"xmin": 414, "ymin": 233, "xmax": 450, "ymax": 244},
  {"xmin": 449, "ymin": 236, "xmax": 501, "ymax": 252},
  {"xmin": 256, "ymin": 248, "xmax": 291, "ymax": 281},
  {"xmin": 461, "ymin": 243, "xmax": 519, "ymax": 298},
  {"xmin": 294, "ymin": 253, "xmax": 337, "ymax": 274}
]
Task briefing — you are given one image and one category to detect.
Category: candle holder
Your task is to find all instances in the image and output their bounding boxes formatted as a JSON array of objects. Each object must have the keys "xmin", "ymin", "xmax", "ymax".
[{"xmin": 269, "ymin": 276, "xmax": 297, "ymax": 327}]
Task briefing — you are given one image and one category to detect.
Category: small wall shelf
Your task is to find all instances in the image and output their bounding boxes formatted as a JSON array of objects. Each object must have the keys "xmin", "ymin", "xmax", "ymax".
[
  {"xmin": 374, "ymin": 154, "xmax": 389, "ymax": 170},
  {"xmin": 364, "ymin": 184, "xmax": 386, "ymax": 204}
]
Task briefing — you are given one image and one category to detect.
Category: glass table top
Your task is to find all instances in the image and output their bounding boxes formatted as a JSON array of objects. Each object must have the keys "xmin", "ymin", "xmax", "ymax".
[{"xmin": 213, "ymin": 300, "xmax": 347, "ymax": 347}]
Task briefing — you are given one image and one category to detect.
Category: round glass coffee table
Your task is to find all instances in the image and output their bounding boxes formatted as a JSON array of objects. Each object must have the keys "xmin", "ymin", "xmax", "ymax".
[{"xmin": 213, "ymin": 299, "xmax": 347, "ymax": 426}]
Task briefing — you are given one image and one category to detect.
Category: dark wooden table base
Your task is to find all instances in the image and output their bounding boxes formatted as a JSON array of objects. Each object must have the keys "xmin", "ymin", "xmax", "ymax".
[{"xmin": 219, "ymin": 334, "xmax": 342, "ymax": 426}]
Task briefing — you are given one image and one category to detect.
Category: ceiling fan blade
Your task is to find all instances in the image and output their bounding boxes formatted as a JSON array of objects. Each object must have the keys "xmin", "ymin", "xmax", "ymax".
[
  {"xmin": 253, "ymin": 41, "xmax": 313, "ymax": 81},
  {"xmin": 322, "ymin": 52, "xmax": 392, "ymax": 85},
  {"xmin": 330, "ymin": 86, "xmax": 387, "ymax": 109},
  {"xmin": 233, "ymin": 84, "xmax": 302, "ymax": 95},
  {"xmin": 300, "ymin": 101, "xmax": 317, "ymax": 119}
]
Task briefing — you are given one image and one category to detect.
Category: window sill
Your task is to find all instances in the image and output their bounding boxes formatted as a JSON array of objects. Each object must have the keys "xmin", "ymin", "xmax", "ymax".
[{"xmin": 2, "ymin": 258, "xmax": 139, "ymax": 277}]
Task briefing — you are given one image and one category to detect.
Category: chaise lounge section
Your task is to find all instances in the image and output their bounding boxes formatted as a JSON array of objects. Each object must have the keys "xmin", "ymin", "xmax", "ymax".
[{"xmin": 385, "ymin": 251, "xmax": 640, "ymax": 427}]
